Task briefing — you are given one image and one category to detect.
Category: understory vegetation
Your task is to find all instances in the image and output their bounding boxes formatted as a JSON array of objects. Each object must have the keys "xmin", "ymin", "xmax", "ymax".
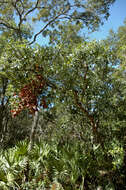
[{"xmin": 0, "ymin": 138, "xmax": 125, "ymax": 190}]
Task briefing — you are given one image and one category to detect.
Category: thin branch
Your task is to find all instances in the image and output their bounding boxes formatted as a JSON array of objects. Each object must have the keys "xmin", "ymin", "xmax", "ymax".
[
  {"xmin": 0, "ymin": 21, "xmax": 18, "ymax": 31},
  {"xmin": 29, "ymin": 16, "xmax": 60, "ymax": 45},
  {"xmin": 12, "ymin": 1, "xmax": 21, "ymax": 17},
  {"xmin": 11, "ymin": 1, "xmax": 23, "ymax": 30},
  {"xmin": 82, "ymin": 65, "xmax": 89, "ymax": 95},
  {"xmin": 29, "ymin": 6, "xmax": 70, "ymax": 45},
  {"xmin": 24, "ymin": 0, "xmax": 40, "ymax": 18},
  {"xmin": 73, "ymin": 89, "xmax": 105, "ymax": 147},
  {"xmin": 19, "ymin": 0, "xmax": 25, "ymax": 14},
  {"xmin": 58, "ymin": 15, "xmax": 71, "ymax": 20},
  {"xmin": 0, "ymin": 1, "xmax": 9, "ymax": 3},
  {"xmin": 11, "ymin": 0, "xmax": 41, "ymax": 33},
  {"xmin": 73, "ymin": 90, "xmax": 97, "ymax": 133}
]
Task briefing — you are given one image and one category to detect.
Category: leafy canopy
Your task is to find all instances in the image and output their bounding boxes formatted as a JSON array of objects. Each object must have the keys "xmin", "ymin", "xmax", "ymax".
[{"xmin": 0, "ymin": 0, "xmax": 115, "ymax": 44}]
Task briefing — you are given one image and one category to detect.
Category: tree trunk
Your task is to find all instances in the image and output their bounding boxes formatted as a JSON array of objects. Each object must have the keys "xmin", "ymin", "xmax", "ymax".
[
  {"xmin": 28, "ymin": 111, "xmax": 39, "ymax": 152},
  {"xmin": 122, "ymin": 136, "xmax": 126, "ymax": 187},
  {"xmin": 0, "ymin": 78, "xmax": 8, "ymax": 145}
]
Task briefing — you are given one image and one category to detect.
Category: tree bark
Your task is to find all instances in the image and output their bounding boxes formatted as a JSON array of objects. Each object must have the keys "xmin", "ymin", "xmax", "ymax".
[
  {"xmin": 122, "ymin": 136, "xmax": 126, "ymax": 187},
  {"xmin": 28, "ymin": 111, "xmax": 39, "ymax": 152},
  {"xmin": 0, "ymin": 77, "xmax": 8, "ymax": 143}
]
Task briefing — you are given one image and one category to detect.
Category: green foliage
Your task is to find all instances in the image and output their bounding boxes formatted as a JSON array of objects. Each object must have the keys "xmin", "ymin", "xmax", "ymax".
[
  {"xmin": 0, "ymin": 0, "xmax": 115, "ymax": 44},
  {"xmin": 0, "ymin": 139, "xmax": 122, "ymax": 190},
  {"xmin": 1, "ymin": 1, "xmax": 126, "ymax": 190},
  {"xmin": 0, "ymin": 140, "xmax": 28, "ymax": 189}
]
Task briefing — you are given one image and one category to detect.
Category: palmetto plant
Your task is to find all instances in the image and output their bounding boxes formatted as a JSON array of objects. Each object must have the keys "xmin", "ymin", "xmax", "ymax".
[
  {"xmin": 0, "ymin": 138, "xmax": 117, "ymax": 190},
  {"xmin": 0, "ymin": 140, "xmax": 28, "ymax": 189},
  {"xmin": 0, "ymin": 140, "xmax": 84, "ymax": 189}
]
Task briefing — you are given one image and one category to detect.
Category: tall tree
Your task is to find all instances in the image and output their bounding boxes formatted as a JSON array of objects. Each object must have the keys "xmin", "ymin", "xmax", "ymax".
[
  {"xmin": 0, "ymin": 0, "xmax": 116, "ymax": 149},
  {"xmin": 108, "ymin": 19, "xmax": 126, "ymax": 187}
]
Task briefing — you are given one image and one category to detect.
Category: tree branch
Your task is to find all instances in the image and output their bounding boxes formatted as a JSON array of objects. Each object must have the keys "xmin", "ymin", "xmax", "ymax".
[
  {"xmin": 19, "ymin": 0, "xmax": 25, "ymax": 14},
  {"xmin": 0, "ymin": 21, "xmax": 18, "ymax": 31},
  {"xmin": 73, "ymin": 89, "xmax": 105, "ymax": 148},
  {"xmin": 29, "ymin": 7, "xmax": 70, "ymax": 45},
  {"xmin": 0, "ymin": 1, "xmax": 9, "ymax": 4},
  {"xmin": 82, "ymin": 65, "xmax": 89, "ymax": 95},
  {"xmin": 73, "ymin": 90, "xmax": 97, "ymax": 133},
  {"xmin": 11, "ymin": 1, "xmax": 23, "ymax": 31},
  {"xmin": 24, "ymin": 0, "xmax": 40, "ymax": 18}
]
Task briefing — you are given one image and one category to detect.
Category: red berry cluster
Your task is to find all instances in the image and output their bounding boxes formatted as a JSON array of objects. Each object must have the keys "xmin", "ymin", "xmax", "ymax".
[{"xmin": 11, "ymin": 75, "xmax": 47, "ymax": 117}]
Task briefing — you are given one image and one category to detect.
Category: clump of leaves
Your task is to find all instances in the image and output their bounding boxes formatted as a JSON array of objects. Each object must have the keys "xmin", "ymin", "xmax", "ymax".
[{"xmin": 11, "ymin": 74, "xmax": 47, "ymax": 117}]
